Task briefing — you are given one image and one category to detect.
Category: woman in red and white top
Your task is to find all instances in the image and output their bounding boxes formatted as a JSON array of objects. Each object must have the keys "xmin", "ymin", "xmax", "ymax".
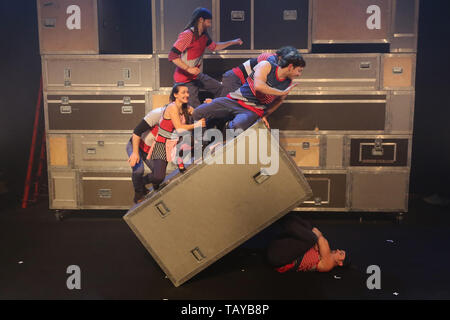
[
  {"xmin": 168, "ymin": 7, "xmax": 243, "ymax": 108},
  {"xmin": 267, "ymin": 214, "xmax": 348, "ymax": 272},
  {"xmin": 141, "ymin": 84, "xmax": 205, "ymax": 194}
]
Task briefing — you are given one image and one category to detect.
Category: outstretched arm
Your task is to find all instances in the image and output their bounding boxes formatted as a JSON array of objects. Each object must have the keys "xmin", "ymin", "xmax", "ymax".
[
  {"xmin": 316, "ymin": 236, "xmax": 335, "ymax": 272},
  {"xmin": 167, "ymin": 105, "xmax": 205, "ymax": 132},
  {"xmin": 213, "ymin": 38, "xmax": 243, "ymax": 51},
  {"xmin": 253, "ymin": 61, "xmax": 297, "ymax": 96}
]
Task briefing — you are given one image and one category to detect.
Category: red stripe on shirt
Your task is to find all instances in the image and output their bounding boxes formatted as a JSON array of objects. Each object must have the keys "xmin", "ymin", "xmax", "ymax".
[
  {"xmin": 226, "ymin": 94, "xmax": 264, "ymax": 117},
  {"xmin": 232, "ymin": 67, "xmax": 246, "ymax": 84}
]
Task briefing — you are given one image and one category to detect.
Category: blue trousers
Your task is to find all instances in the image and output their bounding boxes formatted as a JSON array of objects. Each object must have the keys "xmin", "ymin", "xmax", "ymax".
[{"xmin": 193, "ymin": 97, "xmax": 260, "ymax": 131}]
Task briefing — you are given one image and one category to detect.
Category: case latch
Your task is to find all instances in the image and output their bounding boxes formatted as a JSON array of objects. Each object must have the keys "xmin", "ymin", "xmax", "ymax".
[
  {"xmin": 314, "ymin": 197, "xmax": 322, "ymax": 206},
  {"xmin": 371, "ymin": 139, "xmax": 384, "ymax": 156}
]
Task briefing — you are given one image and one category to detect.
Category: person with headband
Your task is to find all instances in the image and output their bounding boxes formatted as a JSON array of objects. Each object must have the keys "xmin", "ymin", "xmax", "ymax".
[
  {"xmin": 168, "ymin": 7, "xmax": 243, "ymax": 108},
  {"xmin": 193, "ymin": 49, "xmax": 305, "ymax": 132}
]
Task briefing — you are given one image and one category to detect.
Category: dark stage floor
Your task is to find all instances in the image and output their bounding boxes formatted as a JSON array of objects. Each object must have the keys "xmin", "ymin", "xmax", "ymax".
[{"xmin": 1, "ymin": 196, "xmax": 449, "ymax": 300}]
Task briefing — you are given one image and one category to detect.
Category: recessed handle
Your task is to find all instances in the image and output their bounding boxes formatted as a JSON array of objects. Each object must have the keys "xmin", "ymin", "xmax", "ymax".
[
  {"xmin": 231, "ymin": 11, "xmax": 245, "ymax": 21},
  {"xmin": 155, "ymin": 201, "xmax": 170, "ymax": 218},
  {"xmin": 43, "ymin": 18, "xmax": 56, "ymax": 28},
  {"xmin": 60, "ymin": 105, "xmax": 72, "ymax": 114},
  {"xmin": 283, "ymin": 10, "xmax": 297, "ymax": 21},
  {"xmin": 392, "ymin": 67, "xmax": 404, "ymax": 74},
  {"xmin": 122, "ymin": 68, "xmax": 131, "ymax": 80},
  {"xmin": 121, "ymin": 106, "xmax": 133, "ymax": 114},
  {"xmin": 360, "ymin": 62, "xmax": 371, "ymax": 69},
  {"xmin": 191, "ymin": 247, "xmax": 206, "ymax": 262},
  {"xmin": 253, "ymin": 169, "xmax": 270, "ymax": 184}
]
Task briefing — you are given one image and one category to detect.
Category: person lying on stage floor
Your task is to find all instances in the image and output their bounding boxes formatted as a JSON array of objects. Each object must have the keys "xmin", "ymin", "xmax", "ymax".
[
  {"xmin": 127, "ymin": 84, "xmax": 205, "ymax": 203},
  {"xmin": 169, "ymin": 7, "xmax": 243, "ymax": 108},
  {"xmin": 266, "ymin": 214, "xmax": 349, "ymax": 273},
  {"xmin": 193, "ymin": 49, "xmax": 305, "ymax": 133},
  {"xmin": 219, "ymin": 46, "xmax": 299, "ymax": 97}
]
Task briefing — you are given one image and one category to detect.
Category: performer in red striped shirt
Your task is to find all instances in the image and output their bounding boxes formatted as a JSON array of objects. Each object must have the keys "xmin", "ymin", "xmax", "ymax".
[
  {"xmin": 266, "ymin": 214, "xmax": 349, "ymax": 273},
  {"xmin": 168, "ymin": 7, "xmax": 243, "ymax": 108}
]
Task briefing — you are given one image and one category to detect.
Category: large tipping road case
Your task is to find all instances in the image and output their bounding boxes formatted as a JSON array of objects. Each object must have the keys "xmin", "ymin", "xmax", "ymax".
[{"xmin": 124, "ymin": 121, "xmax": 312, "ymax": 286}]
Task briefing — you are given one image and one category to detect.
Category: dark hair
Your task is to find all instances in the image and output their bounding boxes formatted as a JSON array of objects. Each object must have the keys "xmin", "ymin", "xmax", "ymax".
[
  {"xmin": 278, "ymin": 48, "xmax": 306, "ymax": 69},
  {"xmin": 275, "ymin": 46, "xmax": 298, "ymax": 58},
  {"xmin": 340, "ymin": 253, "xmax": 351, "ymax": 268},
  {"xmin": 184, "ymin": 7, "xmax": 213, "ymax": 39},
  {"xmin": 170, "ymin": 83, "xmax": 193, "ymax": 124}
]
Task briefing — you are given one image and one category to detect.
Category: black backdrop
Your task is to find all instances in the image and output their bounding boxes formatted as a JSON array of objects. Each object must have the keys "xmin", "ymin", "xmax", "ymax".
[{"xmin": 0, "ymin": 1, "xmax": 449, "ymax": 207}]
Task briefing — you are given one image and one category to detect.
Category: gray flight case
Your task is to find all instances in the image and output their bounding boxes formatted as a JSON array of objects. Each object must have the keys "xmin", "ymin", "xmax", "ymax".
[{"xmin": 123, "ymin": 121, "xmax": 312, "ymax": 286}]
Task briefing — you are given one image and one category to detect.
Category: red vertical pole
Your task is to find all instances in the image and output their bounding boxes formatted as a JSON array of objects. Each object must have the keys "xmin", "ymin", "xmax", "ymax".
[
  {"xmin": 32, "ymin": 134, "xmax": 46, "ymax": 203},
  {"xmin": 21, "ymin": 77, "xmax": 43, "ymax": 209}
]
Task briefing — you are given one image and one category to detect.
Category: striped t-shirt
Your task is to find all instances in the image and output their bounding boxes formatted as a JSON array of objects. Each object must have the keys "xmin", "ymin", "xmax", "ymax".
[
  {"xmin": 168, "ymin": 28, "xmax": 217, "ymax": 83},
  {"xmin": 275, "ymin": 247, "xmax": 321, "ymax": 273}
]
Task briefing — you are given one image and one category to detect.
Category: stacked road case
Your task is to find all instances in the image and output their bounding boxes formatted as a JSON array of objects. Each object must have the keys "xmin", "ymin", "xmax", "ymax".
[
  {"xmin": 39, "ymin": 0, "xmax": 419, "ymax": 213},
  {"xmin": 38, "ymin": 0, "xmax": 156, "ymax": 210}
]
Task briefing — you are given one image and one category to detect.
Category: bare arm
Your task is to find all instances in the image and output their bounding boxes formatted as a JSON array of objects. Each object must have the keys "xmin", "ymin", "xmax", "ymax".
[
  {"xmin": 316, "ymin": 236, "xmax": 335, "ymax": 272},
  {"xmin": 213, "ymin": 38, "xmax": 243, "ymax": 51},
  {"xmin": 128, "ymin": 134, "xmax": 141, "ymax": 167},
  {"xmin": 167, "ymin": 105, "xmax": 205, "ymax": 132},
  {"xmin": 171, "ymin": 58, "xmax": 200, "ymax": 76},
  {"xmin": 253, "ymin": 61, "xmax": 297, "ymax": 96}
]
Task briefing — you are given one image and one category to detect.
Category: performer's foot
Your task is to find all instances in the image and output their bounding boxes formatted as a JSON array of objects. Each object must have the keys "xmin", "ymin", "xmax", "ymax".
[
  {"xmin": 178, "ymin": 162, "xmax": 186, "ymax": 173},
  {"xmin": 133, "ymin": 191, "xmax": 146, "ymax": 204}
]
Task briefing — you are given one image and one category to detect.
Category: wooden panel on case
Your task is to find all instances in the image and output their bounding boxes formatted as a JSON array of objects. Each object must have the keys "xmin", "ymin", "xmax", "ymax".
[
  {"xmin": 49, "ymin": 136, "xmax": 69, "ymax": 167},
  {"xmin": 279, "ymin": 137, "xmax": 320, "ymax": 167},
  {"xmin": 383, "ymin": 55, "xmax": 414, "ymax": 88},
  {"xmin": 152, "ymin": 94, "xmax": 170, "ymax": 110}
]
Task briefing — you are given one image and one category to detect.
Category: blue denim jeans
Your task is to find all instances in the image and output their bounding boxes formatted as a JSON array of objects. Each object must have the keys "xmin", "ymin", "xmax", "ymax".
[{"xmin": 193, "ymin": 97, "xmax": 260, "ymax": 131}]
